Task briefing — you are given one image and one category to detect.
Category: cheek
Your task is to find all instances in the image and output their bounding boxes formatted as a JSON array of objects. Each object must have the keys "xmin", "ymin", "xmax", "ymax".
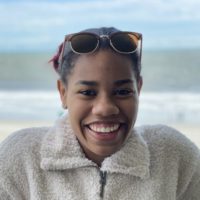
[
  {"xmin": 68, "ymin": 109, "xmax": 82, "ymax": 138},
  {"xmin": 121, "ymin": 98, "xmax": 139, "ymax": 120},
  {"xmin": 68, "ymin": 99, "xmax": 90, "ymax": 115},
  {"xmin": 67, "ymin": 99, "xmax": 90, "ymax": 128}
]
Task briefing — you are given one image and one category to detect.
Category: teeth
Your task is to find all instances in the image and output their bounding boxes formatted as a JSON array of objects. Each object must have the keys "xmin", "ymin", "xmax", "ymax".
[{"xmin": 89, "ymin": 124, "xmax": 120, "ymax": 133}]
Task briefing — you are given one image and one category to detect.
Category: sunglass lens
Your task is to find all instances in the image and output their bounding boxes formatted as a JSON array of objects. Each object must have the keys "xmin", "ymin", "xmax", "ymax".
[
  {"xmin": 111, "ymin": 33, "xmax": 138, "ymax": 53},
  {"xmin": 70, "ymin": 34, "xmax": 98, "ymax": 53}
]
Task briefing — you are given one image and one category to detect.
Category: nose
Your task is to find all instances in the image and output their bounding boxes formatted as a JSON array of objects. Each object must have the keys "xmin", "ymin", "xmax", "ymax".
[{"xmin": 92, "ymin": 94, "xmax": 119, "ymax": 117}]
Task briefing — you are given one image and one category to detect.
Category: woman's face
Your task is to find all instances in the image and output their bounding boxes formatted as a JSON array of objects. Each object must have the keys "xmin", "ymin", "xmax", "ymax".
[{"xmin": 58, "ymin": 49, "xmax": 142, "ymax": 164}]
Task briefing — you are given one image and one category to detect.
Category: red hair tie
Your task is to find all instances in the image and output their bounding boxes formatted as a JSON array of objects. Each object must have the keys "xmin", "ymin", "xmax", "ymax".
[{"xmin": 49, "ymin": 43, "xmax": 63, "ymax": 71}]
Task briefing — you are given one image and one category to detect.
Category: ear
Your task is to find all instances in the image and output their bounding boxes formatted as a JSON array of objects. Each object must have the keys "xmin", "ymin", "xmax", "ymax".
[
  {"xmin": 57, "ymin": 79, "xmax": 68, "ymax": 109},
  {"xmin": 137, "ymin": 76, "xmax": 143, "ymax": 95}
]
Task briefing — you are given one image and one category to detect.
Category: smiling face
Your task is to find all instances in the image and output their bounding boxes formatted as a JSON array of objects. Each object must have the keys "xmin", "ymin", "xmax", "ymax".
[{"xmin": 58, "ymin": 49, "xmax": 142, "ymax": 165}]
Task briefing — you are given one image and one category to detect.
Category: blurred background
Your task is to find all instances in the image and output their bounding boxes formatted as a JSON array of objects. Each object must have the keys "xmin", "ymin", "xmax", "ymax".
[{"xmin": 0, "ymin": 0, "xmax": 200, "ymax": 146}]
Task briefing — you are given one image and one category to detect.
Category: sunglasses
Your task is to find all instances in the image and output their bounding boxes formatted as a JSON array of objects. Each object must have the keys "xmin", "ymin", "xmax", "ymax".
[{"xmin": 60, "ymin": 31, "xmax": 142, "ymax": 67}]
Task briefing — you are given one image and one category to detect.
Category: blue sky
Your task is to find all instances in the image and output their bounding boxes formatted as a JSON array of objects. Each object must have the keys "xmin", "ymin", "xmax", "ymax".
[{"xmin": 0, "ymin": 0, "xmax": 200, "ymax": 51}]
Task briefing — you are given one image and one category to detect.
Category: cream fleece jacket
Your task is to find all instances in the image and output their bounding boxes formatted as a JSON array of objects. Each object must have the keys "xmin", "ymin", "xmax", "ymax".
[{"xmin": 0, "ymin": 115, "xmax": 200, "ymax": 200}]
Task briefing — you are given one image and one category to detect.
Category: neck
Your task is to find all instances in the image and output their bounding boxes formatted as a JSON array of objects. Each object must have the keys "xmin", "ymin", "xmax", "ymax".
[{"xmin": 82, "ymin": 147, "xmax": 107, "ymax": 167}]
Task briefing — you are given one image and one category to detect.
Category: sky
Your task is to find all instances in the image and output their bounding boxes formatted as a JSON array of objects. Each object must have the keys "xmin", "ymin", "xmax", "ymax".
[{"xmin": 0, "ymin": 0, "xmax": 200, "ymax": 52}]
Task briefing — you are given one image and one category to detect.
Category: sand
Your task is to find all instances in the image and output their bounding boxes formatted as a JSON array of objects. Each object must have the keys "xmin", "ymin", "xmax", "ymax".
[{"xmin": 0, "ymin": 121, "xmax": 200, "ymax": 148}]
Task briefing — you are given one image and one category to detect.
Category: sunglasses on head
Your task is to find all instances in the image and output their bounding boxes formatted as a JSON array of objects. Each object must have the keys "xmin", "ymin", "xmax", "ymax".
[{"xmin": 60, "ymin": 31, "xmax": 142, "ymax": 67}]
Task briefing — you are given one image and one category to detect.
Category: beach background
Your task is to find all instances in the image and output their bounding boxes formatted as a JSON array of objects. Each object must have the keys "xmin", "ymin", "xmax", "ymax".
[
  {"xmin": 0, "ymin": 0, "xmax": 200, "ymax": 148},
  {"xmin": 0, "ymin": 50, "xmax": 200, "ymax": 147}
]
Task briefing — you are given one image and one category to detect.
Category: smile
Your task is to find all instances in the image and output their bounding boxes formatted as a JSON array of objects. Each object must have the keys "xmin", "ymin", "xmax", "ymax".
[
  {"xmin": 85, "ymin": 121, "xmax": 127, "ymax": 142},
  {"xmin": 88, "ymin": 123, "xmax": 120, "ymax": 134}
]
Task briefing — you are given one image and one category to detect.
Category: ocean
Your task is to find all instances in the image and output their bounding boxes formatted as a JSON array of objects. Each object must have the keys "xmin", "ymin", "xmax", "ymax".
[{"xmin": 0, "ymin": 50, "xmax": 200, "ymax": 124}]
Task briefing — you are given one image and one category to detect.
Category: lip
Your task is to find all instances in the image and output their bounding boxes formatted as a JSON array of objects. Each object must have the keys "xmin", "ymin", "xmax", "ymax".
[
  {"xmin": 84, "ymin": 121, "xmax": 126, "ymax": 142},
  {"xmin": 85, "ymin": 119, "xmax": 125, "ymax": 126},
  {"xmin": 86, "ymin": 126, "xmax": 120, "ymax": 141},
  {"xmin": 89, "ymin": 123, "xmax": 120, "ymax": 133}
]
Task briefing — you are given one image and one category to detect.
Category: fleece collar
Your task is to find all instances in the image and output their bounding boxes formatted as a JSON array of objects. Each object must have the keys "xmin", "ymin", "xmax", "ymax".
[{"xmin": 40, "ymin": 115, "xmax": 150, "ymax": 179}]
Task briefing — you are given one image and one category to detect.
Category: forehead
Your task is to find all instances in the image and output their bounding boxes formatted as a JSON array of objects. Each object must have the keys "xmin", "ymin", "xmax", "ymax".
[{"xmin": 69, "ymin": 50, "xmax": 135, "ymax": 82}]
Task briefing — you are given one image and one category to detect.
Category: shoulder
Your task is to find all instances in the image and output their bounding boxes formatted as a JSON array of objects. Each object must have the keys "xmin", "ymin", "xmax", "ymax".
[
  {"xmin": 0, "ymin": 127, "xmax": 51, "ymax": 197},
  {"xmin": 135, "ymin": 125, "xmax": 200, "ymax": 197},
  {"xmin": 0, "ymin": 127, "xmax": 50, "ymax": 169},
  {"xmin": 135, "ymin": 124, "xmax": 200, "ymax": 167},
  {"xmin": 136, "ymin": 124, "xmax": 199, "ymax": 153},
  {"xmin": 0, "ymin": 126, "xmax": 50, "ymax": 153}
]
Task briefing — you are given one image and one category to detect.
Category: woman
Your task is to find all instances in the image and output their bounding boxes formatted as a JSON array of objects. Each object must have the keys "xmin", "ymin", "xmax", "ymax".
[{"xmin": 0, "ymin": 27, "xmax": 199, "ymax": 200}]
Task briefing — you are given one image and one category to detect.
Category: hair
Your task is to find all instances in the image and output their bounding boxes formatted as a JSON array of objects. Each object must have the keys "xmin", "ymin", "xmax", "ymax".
[{"xmin": 50, "ymin": 27, "xmax": 142, "ymax": 84}]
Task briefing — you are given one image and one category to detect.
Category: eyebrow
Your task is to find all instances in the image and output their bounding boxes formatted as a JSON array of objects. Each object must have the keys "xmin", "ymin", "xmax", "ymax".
[
  {"xmin": 114, "ymin": 79, "xmax": 134, "ymax": 86},
  {"xmin": 75, "ymin": 79, "xmax": 133, "ymax": 86},
  {"xmin": 75, "ymin": 80, "xmax": 98, "ymax": 86}
]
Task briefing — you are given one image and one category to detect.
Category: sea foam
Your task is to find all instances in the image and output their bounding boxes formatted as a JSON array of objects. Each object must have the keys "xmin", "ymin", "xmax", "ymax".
[{"xmin": 0, "ymin": 91, "xmax": 200, "ymax": 125}]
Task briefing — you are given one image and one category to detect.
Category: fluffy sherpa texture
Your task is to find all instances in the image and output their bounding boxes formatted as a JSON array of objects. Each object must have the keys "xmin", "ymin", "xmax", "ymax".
[{"xmin": 0, "ymin": 115, "xmax": 200, "ymax": 200}]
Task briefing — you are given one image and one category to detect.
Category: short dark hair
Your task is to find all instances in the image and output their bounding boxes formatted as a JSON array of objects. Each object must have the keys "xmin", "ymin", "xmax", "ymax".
[{"xmin": 50, "ymin": 27, "xmax": 142, "ymax": 84}]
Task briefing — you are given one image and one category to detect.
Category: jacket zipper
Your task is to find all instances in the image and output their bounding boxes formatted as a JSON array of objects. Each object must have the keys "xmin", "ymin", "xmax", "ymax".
[{"xmin": 99, "ymin": 171, "xmax": 107, "ymax": 198}]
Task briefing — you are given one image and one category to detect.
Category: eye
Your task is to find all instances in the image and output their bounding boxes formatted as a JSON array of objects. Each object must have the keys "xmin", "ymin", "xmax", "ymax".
[
  {"xmin": 79, "ymin": 89, "xmax": 97, "ymax": 96},
  {"xmin": 113, "ymin": 88, "xmax": 134, "ymax": 97}
]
